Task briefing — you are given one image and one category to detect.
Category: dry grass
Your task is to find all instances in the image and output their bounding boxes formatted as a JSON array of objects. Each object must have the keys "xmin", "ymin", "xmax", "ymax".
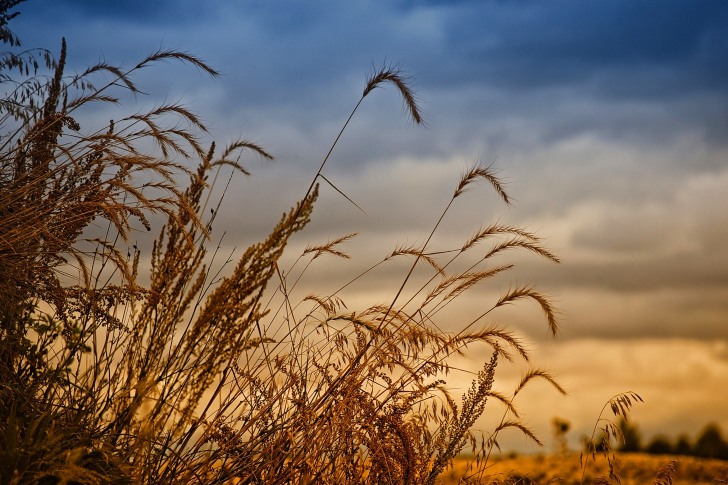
[
  {"xmin": 169, "ymin": 72, "xmax": 564, "ymax": 481},
  {"xmin": 0, "ymin": 16, "xmax": 652, "ymax": 485}
]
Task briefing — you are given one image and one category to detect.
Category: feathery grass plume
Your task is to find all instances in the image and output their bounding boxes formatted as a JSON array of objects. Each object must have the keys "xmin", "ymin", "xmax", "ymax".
[
  {"xmin": 0, "ymin": 42, "xmax": 57, "ymax": 122},
  {"xmin": 441, "ymin": 265, "xmax": 515, "ymax": 302},
  {"xmin": 426, "ymin": 348, "xmax": 499, "ymax": 485},
  {"xmin": 303, "ymin": 233, "xmax": 358, "ymax": 260},
  {"xmin": 484, "ymin": 237, "xmax": 561, "ymax": 264},
  {"xmin": 454, "ymin": 162, "xmax": 510, "ymax": 204},
  {"xmin": 514, "ymin": 368, "xmax": 567, "ymax": 397},
  {"xmin": 210, "ymin": 139, "xmax": 274, "ymax": 176},
  {"xmin": 302, "ymin": 294, "xmax": 347, "ymax": 317},
  {"xmin": 297, "ymin": 60, "xmax": 423, "ymax": 235},
  {"xmin": 495, "ymin": 285, "xmax": 560, "ymax": 337},
  {"xmin": 0, "ymin": 0, "xmax": 26, "ymax": 47},
  {"xmin": 580, "ymin": 392, "xmax": 644, "ymax": 485},
  {"xmin": 461, "ymin": 221, "xmax": 541, "ymax": 252},
  {"xmin": 136, "ymin": 48, "xmax": 219, "ymax": 76},
  {"xmin": 386, "ymin": 243, "xmax": 447, "ymax": 276},
  {"xmin": 363, "ymin": 62, "xmax": 423, "ymax": 125},
  {"xmin": 653, "ymin": 460, "xmax": 678, "ymax": 485}
]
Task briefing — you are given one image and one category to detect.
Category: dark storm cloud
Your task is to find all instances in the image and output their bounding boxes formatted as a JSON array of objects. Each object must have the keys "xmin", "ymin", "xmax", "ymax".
[
  {"xmin": 219, "ymin": 0, "xmax": 728, "ymax": 109},
  {"xmin": 12, "ymin": 0, "xmax": 727, "ymax": 160},
  {"xmin": 18, "ymin": 1, "xmax": 728, "ymax": 96},
  {"xmin": 9, "ymin": 0, "xmax": 728, "ymax": 298},
  {"xmin": 401, "ymin": 0, "xmax": 728, "ymax": 95},
  {"xmin": 23, "ymin": 0, "xmax": 213, "ymax": 24}
]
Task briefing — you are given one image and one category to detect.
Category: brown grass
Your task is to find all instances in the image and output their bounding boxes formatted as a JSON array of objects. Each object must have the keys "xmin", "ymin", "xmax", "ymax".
[{"xmin": 0, "ymin": 28, "xmax": 586, "ymax": 485}]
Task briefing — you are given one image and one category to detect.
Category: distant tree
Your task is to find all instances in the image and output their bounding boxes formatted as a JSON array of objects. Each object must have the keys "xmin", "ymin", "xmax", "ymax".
[
  {"xmin": 552, "ymin": 417, "xmax": 571, "ymax": 455},
  {"xmin": 646, "ymin": 436, "xmax": 673, "ymax": 455},
  {"xmin": 674, "ymin": 434, "xmax": 692, "ymax": 456},
  {"xmin": 618, "ymin": 418, "xmax": 642, "ymax": 452},
  {"xmin": 694, "ymin": 424, "xmax": 728, "ymax": 460}
]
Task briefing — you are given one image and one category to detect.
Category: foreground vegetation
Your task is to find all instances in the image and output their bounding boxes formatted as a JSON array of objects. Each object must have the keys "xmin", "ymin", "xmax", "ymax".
[{"xmin": 0, "ymin": 5, "xmax": 567, "ymax": 483}]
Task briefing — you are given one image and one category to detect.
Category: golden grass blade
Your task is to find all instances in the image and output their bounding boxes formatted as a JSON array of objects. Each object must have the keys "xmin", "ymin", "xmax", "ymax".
[
  {"xmin": 489, "ymin": 420, "xmax": 544, "ymax": 448},
  {"xmin": 303, "ymin": 233, "xmax": 358, "ymax": 261},
  {"xmin": 386, "ymin": 243, "xmax": 446, "ymax": 276},
  {"xmin": 461, "ymin": 221, "xmax": 541, "ymax": 252},
  {"xmin": 514, "ymin": 368, "xmax": 567, "ymax": 397},
  {"xmin": 484, "ymin": 237, "xmax": 561, "ymax": 263},
  {"xmin": 214, "ymin": 139, "xmax": 274, "ymax": 163},
  {"xmin": 495, "ymin": 285, "xmax": 559, "ymax": 337},
  {"xmin": 442, "ymin": 265, "xmax": 515, "ymax": 301}
]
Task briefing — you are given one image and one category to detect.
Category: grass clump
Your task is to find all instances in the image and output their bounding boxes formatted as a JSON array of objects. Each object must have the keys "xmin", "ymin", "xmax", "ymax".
[{"xmin": 0, "ymin": 10, "xmax": 573, "ymax": 485}]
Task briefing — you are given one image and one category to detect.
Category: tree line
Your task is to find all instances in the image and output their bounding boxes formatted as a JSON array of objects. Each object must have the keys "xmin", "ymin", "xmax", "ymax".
[{"xmin": 619, "ymin": 420, "xmax": 728, "ymax": 460}]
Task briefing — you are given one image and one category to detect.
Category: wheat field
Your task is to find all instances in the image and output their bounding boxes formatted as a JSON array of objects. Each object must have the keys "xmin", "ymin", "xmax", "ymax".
[{"xmin": 443, "ymin": 453, "xmax": 728, "ymax": 485}]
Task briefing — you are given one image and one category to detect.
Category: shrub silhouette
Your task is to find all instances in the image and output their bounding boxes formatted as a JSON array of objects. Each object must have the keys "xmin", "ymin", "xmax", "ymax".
[
  {"xmin": 618, "ymin": 417, "xmax": 642, "ymax": 452},
  {"xmin": 645, "ymin": 435, "xmax": 673, "ymax": 455},
  {"xmin": 694, "ymin": 424, "xmax": 728, "ymax": 460},
  {"xmin": 674, "ymin": 434, "xmax": 693, "ymax": 456},
  {"xmin": 619, "ymin": 422, "xmax": 728, "ymax": 460}
]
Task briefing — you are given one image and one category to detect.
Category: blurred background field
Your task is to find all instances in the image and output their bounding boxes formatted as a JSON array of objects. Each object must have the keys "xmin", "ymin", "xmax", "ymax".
[{"xmin": 445, "ymin": 453, "xmax": 728, "ymax": 485}]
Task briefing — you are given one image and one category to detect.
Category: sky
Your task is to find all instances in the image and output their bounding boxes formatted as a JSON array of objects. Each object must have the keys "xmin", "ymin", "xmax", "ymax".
[{"xmin": 11, "ymin": 0, "xmax": 728, "ymax": 453}]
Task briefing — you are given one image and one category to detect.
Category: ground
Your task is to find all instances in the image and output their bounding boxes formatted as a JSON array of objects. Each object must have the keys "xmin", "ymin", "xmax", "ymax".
[{"xmin": 444, "ymin": 453, "xmax": 728, "ymax": 484}]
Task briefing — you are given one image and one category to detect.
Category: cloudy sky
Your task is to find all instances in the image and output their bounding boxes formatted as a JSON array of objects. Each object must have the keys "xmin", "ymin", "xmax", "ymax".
[{"xmin": 13, "ymin": 0, "xmax": 728, "ymax": 452}]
